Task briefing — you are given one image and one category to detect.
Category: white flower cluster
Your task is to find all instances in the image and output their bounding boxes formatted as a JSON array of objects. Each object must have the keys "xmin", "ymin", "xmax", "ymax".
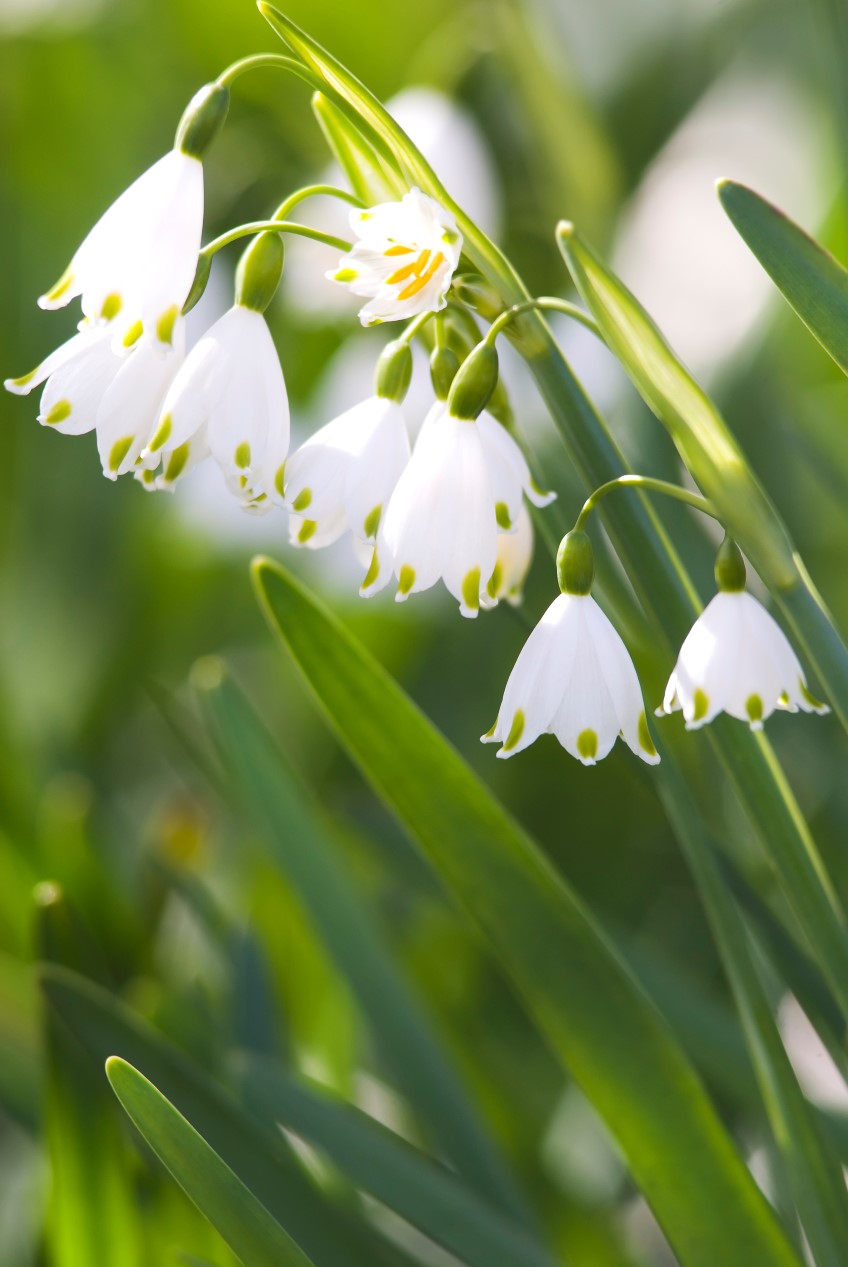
[{"xmin": 5, "ymin": 92, "xmax": 829, "ymax": 774}]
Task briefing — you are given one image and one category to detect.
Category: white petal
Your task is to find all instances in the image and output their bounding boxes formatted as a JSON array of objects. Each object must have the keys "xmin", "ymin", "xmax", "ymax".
[
  {"xmin": 95, "ymin": 325, "xmax": 185, "ymax": 479},
  {"xmin": 551, "ymin": 599, "xmax": 623, "ymax": 765},
  {"xmin": 490, "ymin": 502, "xmax": 534, "ymax": 605},
  {"xmin": 343, "ymin": 398, "xmax": 410, "ymax": 542},
  {"xmin": 38, "ymin": 329, "xmax": 123, "ymax": 435}
]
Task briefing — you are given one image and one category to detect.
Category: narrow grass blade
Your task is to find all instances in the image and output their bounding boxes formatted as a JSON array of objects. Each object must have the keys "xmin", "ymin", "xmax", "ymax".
[
  {"xmin": 252, "ymin": 555, "xmax": 801, "ymax": 1267},
  {"xmin": 200, "ymin": 668, "xmax": 532, "ymax": 1227},
  {"xmin": 106, "ymin": 1058, "xmax": 315, "ymax": 1267},
  {"xmin": 718, "ymin": 179, "xmax": 848, "ymax": 375},
  {"xmin": 39, "ymin": 965, "xmax": 392, "ymax": 1267},
  {"xmin": 238, "ymin": 1057, "xmax": 556, "ymax": 1267}
]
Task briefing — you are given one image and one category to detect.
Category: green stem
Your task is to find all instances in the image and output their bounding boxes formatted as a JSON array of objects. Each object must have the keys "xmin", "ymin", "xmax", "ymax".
[
  {"xmin": 201, "ymin": 221, "xmax": 351, "ymax": 259},
  {"xmin": 484, "ymin": 296, "xmax": 601, "ymax": 345},
  {"xmin": 575, "ymin": 474, "xmax": 721, "ymax": 533},
  {"xmin": 271, "ymin": 184, "xmax": 364, "ymax": 221},
  {"xmin": 397, "ymin": 309, "xmax": 437, "ymax": 345},
  {"xmin": 216, "ymin": 53, "xmax": 324, "ymax": 93}
]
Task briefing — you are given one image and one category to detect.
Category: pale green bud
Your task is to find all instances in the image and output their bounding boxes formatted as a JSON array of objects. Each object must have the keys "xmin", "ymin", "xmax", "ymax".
[{"xmin": 430, "ymin": 345, "xmax": 460, "ymax": 401}]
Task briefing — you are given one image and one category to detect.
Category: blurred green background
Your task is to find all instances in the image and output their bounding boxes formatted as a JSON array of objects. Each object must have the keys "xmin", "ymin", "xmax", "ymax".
[{"xmin": 2, "ymin": 0, "xmax": 848, "ymax": 1263}]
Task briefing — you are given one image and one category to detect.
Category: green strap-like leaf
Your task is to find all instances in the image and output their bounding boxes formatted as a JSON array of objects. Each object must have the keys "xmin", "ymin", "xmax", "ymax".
[
  {"xmin": 201, "ymin": 672, "xmax": 532, "ymax": 1228},
  {"xmin": 252, "ymin": 556, "xmax": 800, "ymax": 1267},
  {"xmin": 718, "ymin": 179, "xmax": 848, "ymax": 375},
  {"xmin": 39, "ymin": 966, "xmax": 395, "ymax": 1267},
  {"xmin": 239, "ymin": 1057, "xmax": 556, "ymax": 1267},
  {"xmin": 106, "ymin": 1058, "xmax": 314, "ymax": 1267}
]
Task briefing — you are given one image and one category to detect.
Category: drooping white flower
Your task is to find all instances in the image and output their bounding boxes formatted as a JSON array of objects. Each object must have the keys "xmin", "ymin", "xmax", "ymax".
[
  {"xmin": 38, "ymin": 150, "xmax": 204, "ymax": 345},
  {"xmin": 4, "ymin": 319, "xmax": 185, "ymax": 478},
  {"xmin": 659, "ymin": 590, "xmax": 829, "ymax": 730},
  {"xmin": 363, "ymin": 404, "xmax": 553, "ymax": 616},
  {"xmin": 285, "ymin": 395, "xmax": 410, "ymax": 549},
  {"xmin": 483, "ymin": 592, "xmax": 660, "ymax": 766},
  {"xmin": 484, "ymin": 502, "xmax": 534, "ymax": 608},
  {"xmin": 143, "ymin": 304, "xmax": 289, "ymax": 510},
  {"xmin": 328, "ymin": 188, "xmax": 463, "ymax": 327}
]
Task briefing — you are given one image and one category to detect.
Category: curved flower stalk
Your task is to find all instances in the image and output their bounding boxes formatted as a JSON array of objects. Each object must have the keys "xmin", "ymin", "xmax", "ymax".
[
  {"xmin": 329, "ymin": 187, "xmax": 463, "ymax": 326},
  {"xmin": 5, "ymin": 319, "xmax": 185, "ymax": 479},
  {"xmin": 37, "ymin": 84, "xmax": 228, "ymax": 345},
  {"xmin": 484, "ymin": 529, "xmax": 659, "ymax": 766},
  {"xmin": 285, "ymin": 339, "xmax": 412, "ymax": 548},
  {"xmin": 660, "ymin": 536, "xmax": 829, "ymax": 730},
  {"xmin": 141, "ymin": 232, "xmax": 290, "ymax": 512}
]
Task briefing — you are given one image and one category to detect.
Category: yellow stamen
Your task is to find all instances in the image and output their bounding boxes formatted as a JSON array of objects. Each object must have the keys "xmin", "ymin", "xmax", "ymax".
[
  {"xmin": 384, "ymin": 244, "xmax": 414, "ymax": 256},
  {"xmin": 396, "ymin": 251, "xmax": 445, "ymax": 301}
]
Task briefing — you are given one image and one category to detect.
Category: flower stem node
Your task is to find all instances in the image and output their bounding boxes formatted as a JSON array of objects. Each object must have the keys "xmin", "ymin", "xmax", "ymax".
[
  {"xmin": 715, "ymin": 534, "xmax": 746, "ymax": 592},
  {"xmin": 175, "ymin": 82, "xmax": 231, "ymax": 159},
  {"xmin": 374, "ymin": 339, "xmax": 413, "ymax": 404},
  {"xmin": 483, "ymin": 593, "xmax": 660, "ymax": 766},
  {"xmin": 557, "ymin": 529, "xmax": 594, "ymax": 596},
  {"xmin": 446, "ymin": 343, "xmax": 499, "ymax": 421},
  {"xmin": 430, "ymin": 345, "xmax": 460, "ymax": 401},
  {"xmin": 235, "ymin": 232, "xmax": 285, "ymax": 313}
]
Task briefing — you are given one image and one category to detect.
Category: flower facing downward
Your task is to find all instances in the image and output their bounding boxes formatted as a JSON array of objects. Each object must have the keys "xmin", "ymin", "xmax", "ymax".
[
  {"xmin": 363, "ymin": 404, "xmax": 553, "ymax": 616},
  {"xmin": 483, "ymin": 531, "xmax": 660, "ymax": 766},
  {"xmin": 141, "ymin": 231, "xmax": 290, "ymax": 510},
  {"xmin": 485, "ymin": 502, "xmax": 534, "ymax": 608},
  {"xmin": 329, "ymin": 188, "xmax": 463, "ymax": 326},
  {"xmin": 659, "ymin": 536, "xmax": 828, "ymax": 730},
  {"xmin": 36, "ymin": 83, "xmax": 228, "ymax": 344},
  {"xmin": 285, "ymin": 339, "xmax": 412, "ymax": 549}
]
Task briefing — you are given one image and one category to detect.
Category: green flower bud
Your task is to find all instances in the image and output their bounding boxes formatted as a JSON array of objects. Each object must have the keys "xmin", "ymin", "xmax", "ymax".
[
  {"xmin": 447, "ymin": 342, "xmax": 499, "ymax": 421},
  {"xmin": 557, "ymin": 529, "xmax": 594, "ymax": 596},
  {"xmin": 374, "ymin": 339, "xmax": 413, "ymax": 403},
  {"xmin": 182, "ymin": 252, "xmax": 212, "ymax": 315},
  {"xmin": 451, "ymin": 274, "xmax": 505, "ymax": 323},
  {"xmin": 715, "ymin": 534, "xmax": 746, "ymax": 592},
  {"xmin": 235, "ymin": 232, "xmax": 284, "ymax": 313},
  {"xmin": 430, "ymin": 345, "xmax": 460, "ymax": 401},
  {"xmin": 176, "ymin": 83, "xmax": 230, "ymax": 160}
]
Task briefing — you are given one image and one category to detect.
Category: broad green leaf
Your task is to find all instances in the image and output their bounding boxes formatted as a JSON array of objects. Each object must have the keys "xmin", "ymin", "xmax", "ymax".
[
  {"xmin": 39, "ymin": 965, "xmax": 395, "ymax": 1267},
  {"xmin": 555, "ymin": 222, "xmax": 848, "ymax": 740},
  {"xmin": 252, "ymin": 555, "xmax": 800, "ymax": 1267},
  {"xmin": 106, "ymin": 1058, "xmax": 314, "ymax": 1267},
  {"xmin": 718, "ymin": 179, "xmax": 848, "ymax": 375},
  {"xmin": 238, "ymin": 1057, "xmax": 556, "ymax": 1267},
  {"xmin": 200, "ymin": 668, "xmax": 532, "ymax": 1228}
]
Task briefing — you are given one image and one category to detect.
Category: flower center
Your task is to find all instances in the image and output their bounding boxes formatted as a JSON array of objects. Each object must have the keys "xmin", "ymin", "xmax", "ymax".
[{"xmin": 384, "ymin": 247, "xmax": 446, "ymax": 300}]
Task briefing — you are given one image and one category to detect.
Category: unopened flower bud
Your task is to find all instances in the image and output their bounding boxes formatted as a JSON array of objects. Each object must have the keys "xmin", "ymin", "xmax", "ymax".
[{"xmin": 430, "ymin": 345, "xmax": 460, "ymax": 401}]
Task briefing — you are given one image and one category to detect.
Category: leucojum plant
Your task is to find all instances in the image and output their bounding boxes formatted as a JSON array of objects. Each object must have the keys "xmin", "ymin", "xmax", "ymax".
[{"xmin": 12, "ymin": 6, "xmax": 848, "ymax": 1267}]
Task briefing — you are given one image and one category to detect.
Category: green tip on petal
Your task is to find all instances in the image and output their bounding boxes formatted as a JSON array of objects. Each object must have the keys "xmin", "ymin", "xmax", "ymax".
[
  {"xmin": 163, "ymin": 442, "xmax": 191, "ymax": 484},
  {"xmin": 461, "ymin": 567, "xmax": 481, "ymax": 613},
  {"xmin": 155, "ymin": 304, "xmax": 180, "ymax": 345},
  {"xmin": 147, "ymin": 414, "xmax": 172, "ymax": 453},
  {"xmin": 39, "ymin": 266, "xmax": 74, "ymax": 307},
  {"xmin": 745, "ymin": 693, "xmax": 764, "ymax": 727},
  {"xmin": 361, "ymin": 548, "xmax": 381, "ymax": 591},
  {"xmin": 109, "ymin": 436, "xmax": 134, "ymax": 473},
  {"xmin": 363, "ymin": 504, "xmax": 381, "ymax": 538},
  {"xmin": 398, "ymin": 564, "xmax": 416, "ymax": 595},
  {"xmin": 502, "ymin": 710, "xmax": 525, "ymax": 753},
  {"xmin": 334, "ymin": 268, "xmax": 358, "ymax": 283},
  {"xmin": 638, "ymin": 711, "xmax": 658, "ymax": 758},
  {"xmin": 44, "ymin": 399, "xmax": 72, "ymax": 425},
  {"xmin": 576, "ymin": 729, "xmax": 598, "ymax": 762},
  {"xmin": 297, "ymin": 519, "xmax": 317, "ymax": 544},
  {"xmin": 235, "ymin": 441, "xmax": 251, "ymax": 469},
  {"xmin": 274, "ymin": 462, "xmax": 286, "ymax": 498},
  {"xmin": 692, "ymin": 689, "xmax": 709, "ymax": 723},
  {"xmin": 123, "ymin": 320, "xmax": 143, "ymax": 348},
  {"xmin": 292, "ymin": 487, "xmax": 312, "ymax": 512},
  {"xmin": 100, "ymin": 292, "xmax": 122, "ymax": 321},
  {"xmin": 7, "ymin": 369, "xmax": 37, "ymax": 389},
  {"xmin": 799, "ymin": 679, "xmax": 829, "ymax": 713},
  {"xmin": 487, "ymin": 562, "xmax": 503, "ymax": 599},
  {"xmin": 495, "ymin": 501, "xmax": 511, "ymax": 530}
]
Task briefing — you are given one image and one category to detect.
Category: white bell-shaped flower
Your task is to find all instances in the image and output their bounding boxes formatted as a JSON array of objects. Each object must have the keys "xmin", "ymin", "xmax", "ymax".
[
  {"xmin": 144, "ymin": 304, "xmax": 289, "ymax": 509},
  {"xmin": 328, "ymin": 188, "xmax": 462, "ymax": 327},
  {"xmin": 38, "ymin": 151, "xmax": 204, "ymax": 344},
  {"xmin": 659, "ymin": 536, "xmax": 828, "ymax": 730},
  {"xmin": 5, "ymin": 319, "xmax": 184, "ymax": 479},
  {"xmin": 483, "ymin": 531, "xmax": 659, "ymax": 766},
  {"xmin": 286, "ymin": 395, "xmax": 410, "ymax": 548},
  {"xmin": 363, "ymin": 403, "xmax": 553, "ymax": 617}
]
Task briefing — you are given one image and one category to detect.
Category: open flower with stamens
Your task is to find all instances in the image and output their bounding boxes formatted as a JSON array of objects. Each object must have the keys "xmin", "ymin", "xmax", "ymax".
[
  {"xmin": 328, "ymin": 188, "xmax": 462, "ymax": 326},
  {"xmin": 363, "ymin": 403, "xmax": 553, "ymax": 616},
  {"xmin": 36, "ymin": 84, "xmax": 228, "ymax": 344},
  {"xmin": 5, "ymin": 319, "xmax": 185, "ymax": 478},
  {"xmin": 483, "ymin": 531, "xmax": 660, "ymax": 766},
  {"xmin": 143, "ymin": 304, "xmax": 289, "ymax": 510},
  {"xmin": 658, "ymin": 538, "xmax": 828, "ymax": 730}
]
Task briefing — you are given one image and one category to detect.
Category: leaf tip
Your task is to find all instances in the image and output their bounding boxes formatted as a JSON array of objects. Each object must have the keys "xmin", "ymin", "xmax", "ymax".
[{"xmin": 556, "ymin": 219, "xmax": 575, "ymax": 242}]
